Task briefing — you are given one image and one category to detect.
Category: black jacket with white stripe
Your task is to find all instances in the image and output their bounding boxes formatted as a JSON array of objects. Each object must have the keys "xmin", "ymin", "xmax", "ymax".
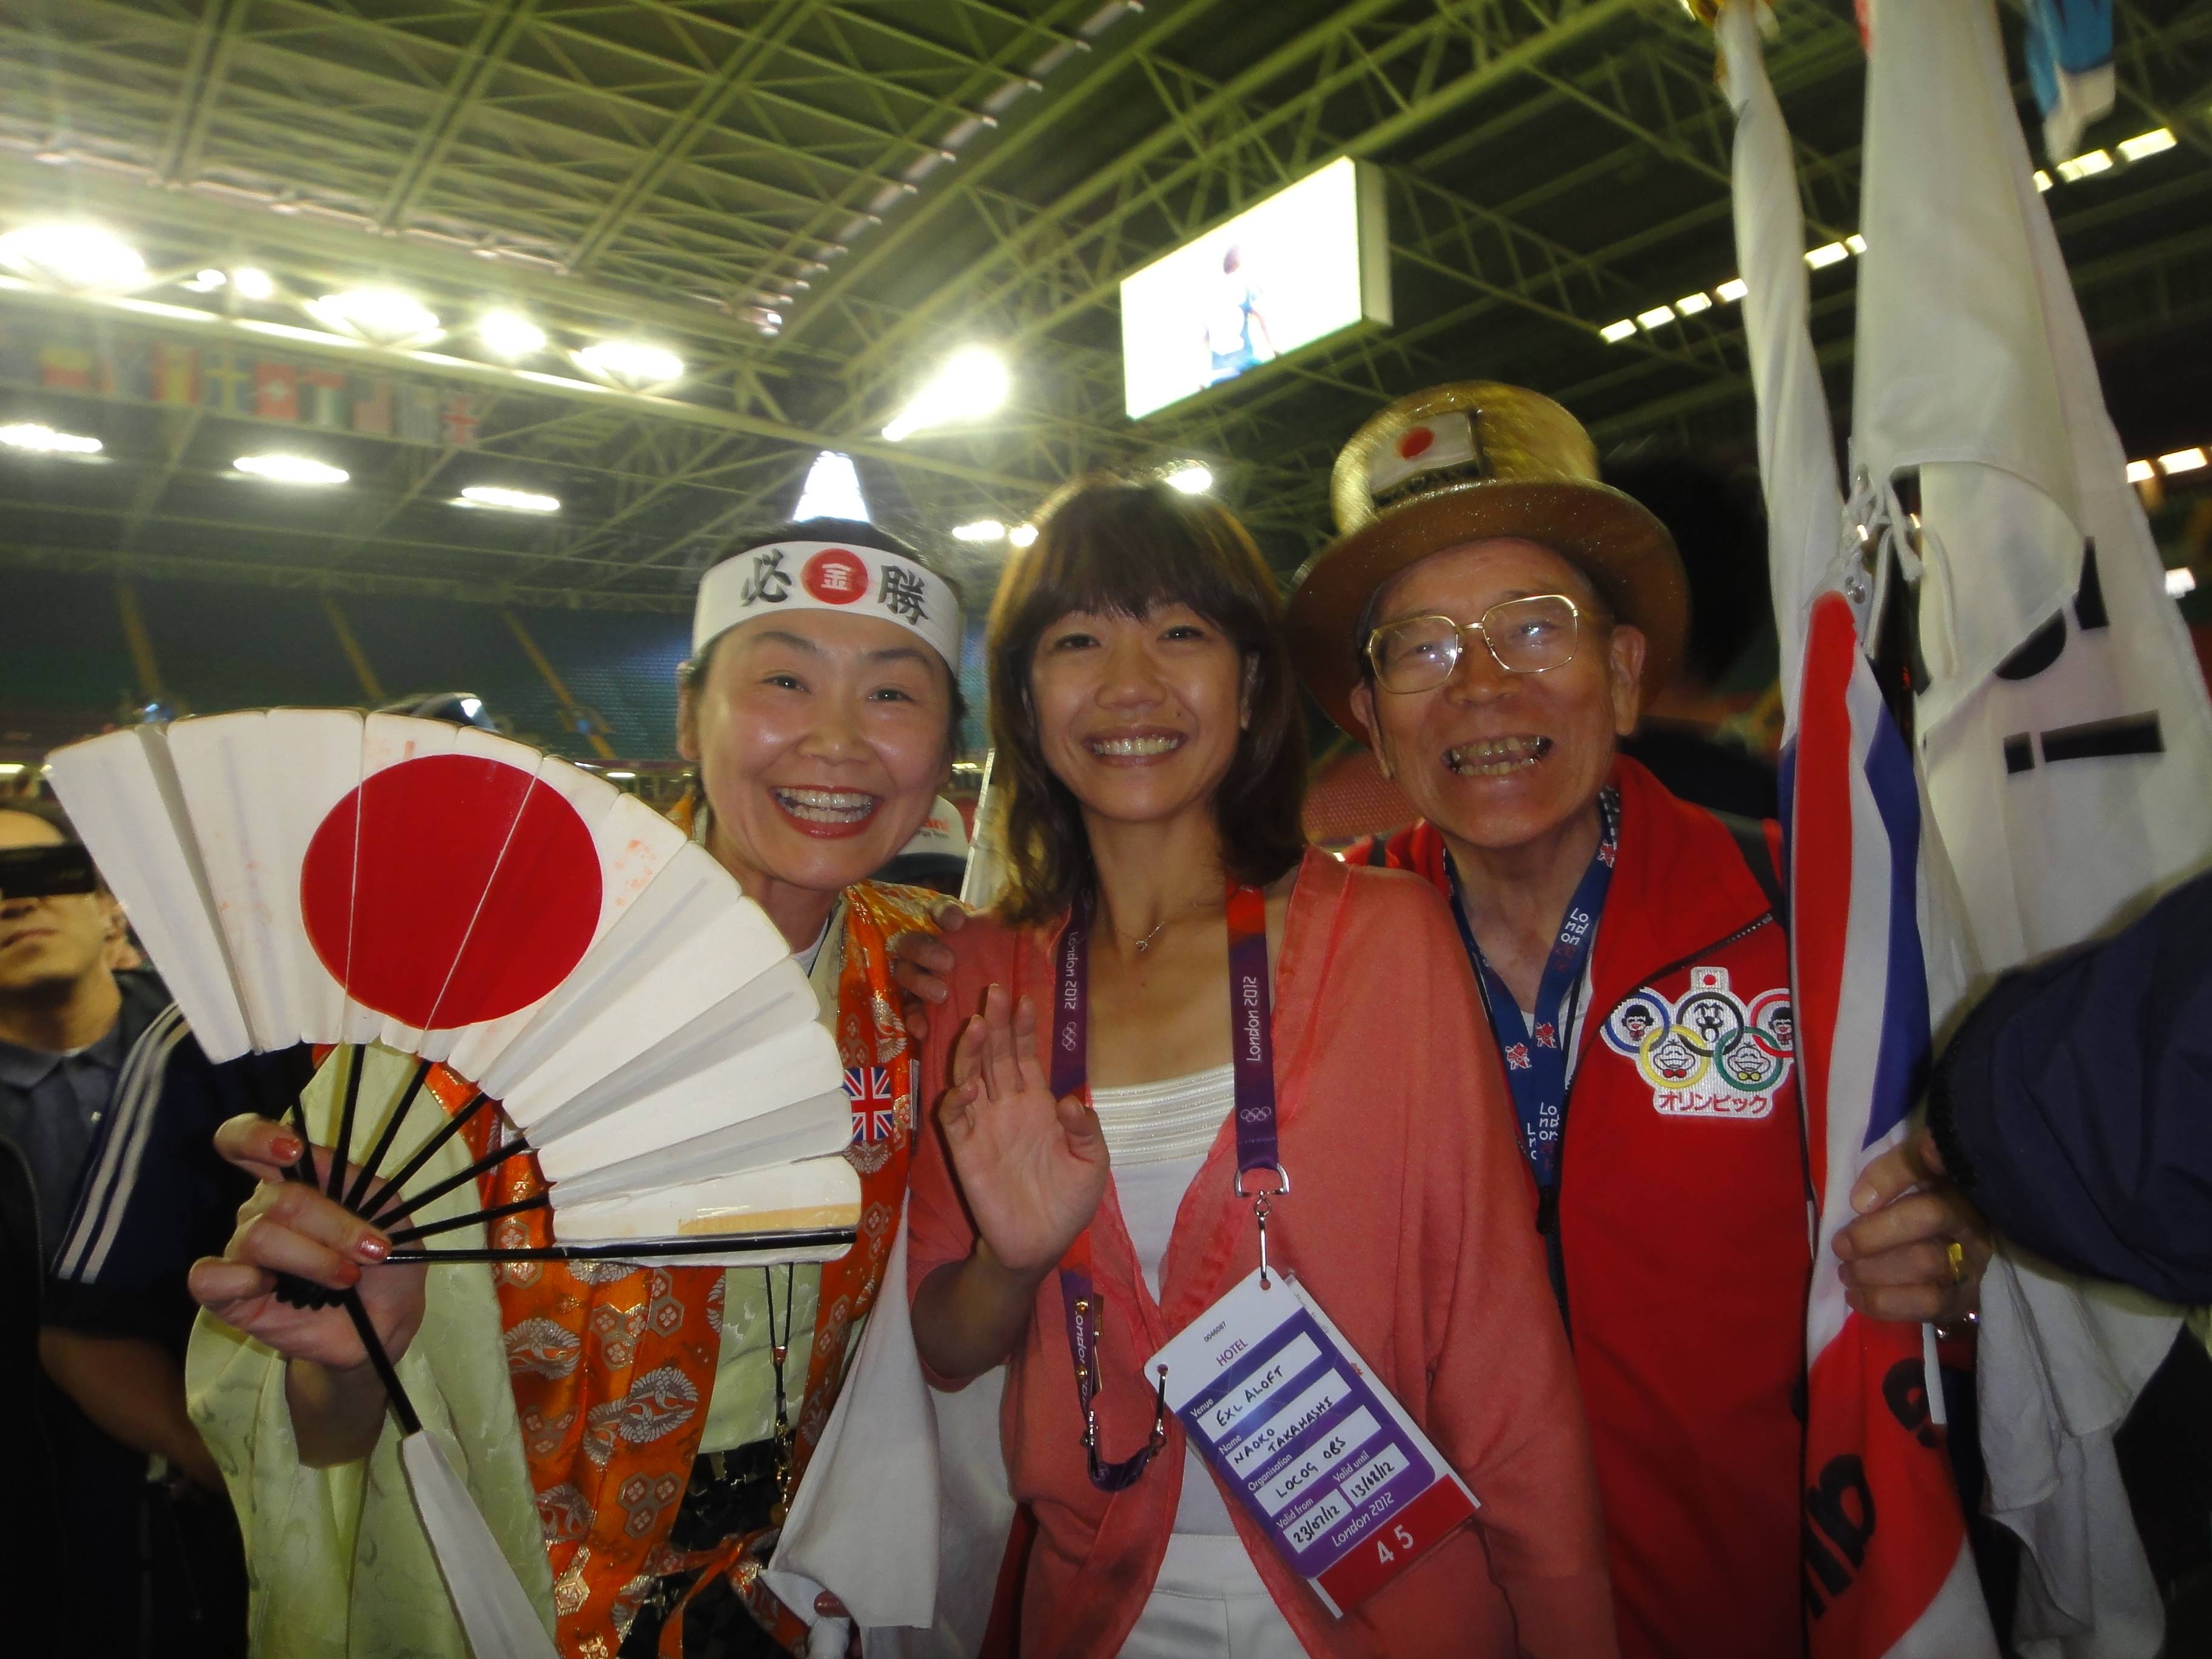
[{"xmin": 2, "ymin": 968, "xmax": 306, "ymax": 1653}]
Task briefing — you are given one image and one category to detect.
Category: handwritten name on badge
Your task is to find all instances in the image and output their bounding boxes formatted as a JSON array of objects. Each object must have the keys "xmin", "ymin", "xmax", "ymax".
[
  {"xmin": 1207, "ymin": 1333, "xmax": 1319, "ymax": 1438},
  {"xmin": 1224, "ymin": 1368, "xmax": 1350, "ymax": 1477},
  {"xmin": 1258, "ymin": 1407, "xmax": 1377, "ymax": 1515},
  {"xmin": 1151, "ymin": 1270, "xmax": 1478, "ymax": 1617}
]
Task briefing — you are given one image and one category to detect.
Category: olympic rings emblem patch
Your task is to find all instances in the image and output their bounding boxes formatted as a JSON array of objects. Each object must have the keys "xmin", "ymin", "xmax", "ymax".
[{"xmin": 1600, "ymin": 966, "xmax": 1794, "ymax": 1118}]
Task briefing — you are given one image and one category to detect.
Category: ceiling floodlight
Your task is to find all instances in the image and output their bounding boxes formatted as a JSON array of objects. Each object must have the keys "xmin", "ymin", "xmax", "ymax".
[
  {"xmin": 882, "ymin": 345, "xmax": 1010, "ymax": 441},
  {"xmin": 2054, "ymin": 149, "xmax": 2112, "ymax": 182},
  {"xmin": 234, "ymin": 453, "xmax": 347, "ymax": 486},
  {"xmin": 794, "ymin": 449, "xmax": 869, "ymax": 521},
  {"xmin": 0, "ymin": 222, "xmax": 146, "ymax": 289},
  {"xmin": 230, "ymin": 267, "xmax": 275, "ymax": 301},
  {"xmin": 2118, "ymin": 129, "xmax": 2176, "ymax": 162},
  {"xmin": 1674, "ymin": 292, "xmax": 1713, "ymax": 317},
  {"xmin": 459, "ymin": 697, "xmax": 484, "ymax": 721},
  {"xmin": 457, "ymin": 484, "xmax": 560, "ymax": 514},
  {"xmin": 2125, "ymin": 460, "xmax": 2155, "ymax": 484},
  {"xmin": 1008, "ymin": 523, "xmax": 1039, "ymax": 548},
  {"xmin": 0, "ymin": 422, "xmax": 102, "ymax": 455},
  {"xmin": 2168, "ymin": 568, "xmax": 2197, "ymax": 598},
  {"xmin": 1636, "ymin": 306, "xmax": 1677, "ymax": 331},
  {"xmin": 951, "ymin": 518, "xmax": 1007, "ymax": 542},
  {"xmin": 1165, "ymin": 463, "xmax": 1213, "ymax": 495},
  {"xmin": 574, "ymin": 340, "xmax": 684, "ymax": 389},
  {"xmin": 478, "ymin": 309, "xmax": 547, "ymax": 359},
  {"xmin": 606, "ymin": 769, "xmax": 638, "ymax": 780},
  {"xmin": 2034, "ymin": 170, "xmax": 2054, "ymax": 192},
  {"xmin": 183, "ymin": 268, "xmax": 227, "ymax": 292},
  {"xmin": 1715, "ymin": 278, "xmax": 1749, "ymax": 303},
  {"xmin": 1804, "ymin": 242, "xmax": 1849, "ymax": 269},
  {"xmin": 1599, "ymin": 318, "xmax": 1638, "ymax": 344},
  {"xmin": 1845, "ymin": 233, "xmax": 1868, "ymax": 255},
  {"xmin": 310, "ymin": 287, "xmax": 441, "ymax": 344},
  {"xmin": 2158, "ymin": 447, "xmax": 2208, "ymax": 474}
]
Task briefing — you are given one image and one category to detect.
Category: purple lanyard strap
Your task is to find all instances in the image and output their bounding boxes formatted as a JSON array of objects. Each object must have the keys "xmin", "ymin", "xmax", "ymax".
[
  {"xmin": 1449, "ymin": 787, "xmax": 1618, "ymax": 1191},
  {"xmin": 1053, "ymin": 883, "xmax": 1283, "ymax": 1490}
]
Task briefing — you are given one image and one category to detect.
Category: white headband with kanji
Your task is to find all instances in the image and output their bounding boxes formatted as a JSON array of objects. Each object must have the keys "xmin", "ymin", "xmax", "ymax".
[{"xmin": 693, "ymin": 539, "xmax": 962, "ymax": 668}]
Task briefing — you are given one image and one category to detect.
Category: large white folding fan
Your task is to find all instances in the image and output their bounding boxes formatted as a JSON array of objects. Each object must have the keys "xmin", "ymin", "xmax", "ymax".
[{"xmin": 49, "ymin": 709, "xmax": 862, "ymax": 1657}]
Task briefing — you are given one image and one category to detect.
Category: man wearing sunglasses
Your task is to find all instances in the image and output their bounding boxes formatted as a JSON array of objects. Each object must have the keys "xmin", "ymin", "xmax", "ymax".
[
  {"xmin": 2, "ymin": 800, "xmax": 306, "ymax": 1657},
  {"xmin": 1285, "ymin": 384, "xmax": 1990, "ymax": 1659}
]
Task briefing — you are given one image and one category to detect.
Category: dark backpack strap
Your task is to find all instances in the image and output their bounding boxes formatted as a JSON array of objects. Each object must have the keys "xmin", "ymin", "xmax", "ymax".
[
  {"xmin": 1715, "ymin": 811, "xmax": 1786, "ymax": 928},
  {"xmin": 1361, "ymin": 832, "xmax": 1391, "ymax": 869}
]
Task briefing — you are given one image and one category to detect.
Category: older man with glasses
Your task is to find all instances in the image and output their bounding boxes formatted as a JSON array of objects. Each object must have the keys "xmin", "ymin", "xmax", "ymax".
[{"xmin": 1287, "ymin": 384, "xmax": 1992, "ymax": 1659}]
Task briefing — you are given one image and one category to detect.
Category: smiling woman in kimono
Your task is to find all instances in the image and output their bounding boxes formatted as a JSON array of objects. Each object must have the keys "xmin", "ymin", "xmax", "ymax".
[{"xmin": 183, "ymin": 520, "xmax": 964, "ymax": 1658}]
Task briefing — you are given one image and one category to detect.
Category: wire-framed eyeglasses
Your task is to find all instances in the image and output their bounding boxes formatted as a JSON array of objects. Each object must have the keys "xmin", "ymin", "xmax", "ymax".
[{"xmin": 1364, "ymin": 594, "xmax": 1592, "ymax": 694}]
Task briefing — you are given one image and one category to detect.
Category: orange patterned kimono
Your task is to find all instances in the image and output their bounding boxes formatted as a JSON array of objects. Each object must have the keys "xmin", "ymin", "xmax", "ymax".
[{"xmin": 427, "ymin": 880, "xmax": 939, "ymax": 1659}]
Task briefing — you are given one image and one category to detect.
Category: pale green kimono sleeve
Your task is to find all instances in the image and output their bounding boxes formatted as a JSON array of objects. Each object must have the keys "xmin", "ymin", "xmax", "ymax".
[{"xmin": 187, "ymin": 1046, "xmax": 555, "ymax": 1659}]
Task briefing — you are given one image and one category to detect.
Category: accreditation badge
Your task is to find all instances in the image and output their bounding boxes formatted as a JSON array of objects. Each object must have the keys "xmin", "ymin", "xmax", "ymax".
[{"xmin": 1149, "ymin": 1269, "xmax": 1478, "ymax": 1616}]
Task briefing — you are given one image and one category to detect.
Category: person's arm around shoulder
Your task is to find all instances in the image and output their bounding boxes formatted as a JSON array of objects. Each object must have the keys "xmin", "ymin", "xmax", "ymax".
[
  {"xmin": 1361, "ymin": 876, "xmax": 1619, "ymax": 1656},
  {"xmin": 890, "ymin": 900, "xmax": 973, "ymax": 1042}
]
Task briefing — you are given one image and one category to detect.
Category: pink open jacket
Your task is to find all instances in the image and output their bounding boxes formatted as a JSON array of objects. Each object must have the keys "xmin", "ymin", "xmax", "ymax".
[{"xmin": 907, "ymin": 850, "xmax": 1618, "ymax": 1658}]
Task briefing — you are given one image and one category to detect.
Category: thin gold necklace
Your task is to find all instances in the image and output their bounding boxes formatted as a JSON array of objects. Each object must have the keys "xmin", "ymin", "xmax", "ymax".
[{"xmin": 1108, "ymin": 891, "xmax": 1215, "ymax": 953}]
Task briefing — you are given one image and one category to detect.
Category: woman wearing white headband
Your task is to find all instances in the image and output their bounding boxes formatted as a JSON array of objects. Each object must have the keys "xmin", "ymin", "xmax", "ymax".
[{"xmin": 185, "ymin": 519, "xmax": 965, "ymax": 1659}]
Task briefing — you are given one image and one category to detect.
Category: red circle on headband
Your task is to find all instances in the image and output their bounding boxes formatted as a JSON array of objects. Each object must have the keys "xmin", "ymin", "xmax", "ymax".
[
  {"xmin": 299, "ymin": 753, "xmax": 600, "ymax": 1029},
  {"xmin": 802, "ymin": 548, "xmax": 870, "ymax": 605},
  {"xmin": 1397, "ymin": 426, "xmax": 1435, "ymax": 461}
]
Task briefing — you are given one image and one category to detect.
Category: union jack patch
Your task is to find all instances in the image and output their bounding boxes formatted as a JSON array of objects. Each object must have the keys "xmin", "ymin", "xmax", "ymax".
[{"xmin": 845, "ymin": 1065, "xmax": 896, "ymax": 1145}]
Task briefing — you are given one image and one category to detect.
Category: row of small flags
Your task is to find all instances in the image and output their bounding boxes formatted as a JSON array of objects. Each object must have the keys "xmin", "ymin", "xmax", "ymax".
[{"xmin": 0, "ymin": 322, "xmax": 480, "ymax": 447}]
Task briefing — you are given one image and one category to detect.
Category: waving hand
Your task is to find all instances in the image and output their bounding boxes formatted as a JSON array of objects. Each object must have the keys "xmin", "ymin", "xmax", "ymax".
[{"xmin": 937, "ymin": 982, "xmax": 1108, "ymax": 1274}]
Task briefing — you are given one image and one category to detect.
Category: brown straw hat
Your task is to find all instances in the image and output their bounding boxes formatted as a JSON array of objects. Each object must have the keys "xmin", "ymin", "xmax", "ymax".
[{"xmin": 1287, "ymin": 382, "xmax": 1687, "ymax": 736}]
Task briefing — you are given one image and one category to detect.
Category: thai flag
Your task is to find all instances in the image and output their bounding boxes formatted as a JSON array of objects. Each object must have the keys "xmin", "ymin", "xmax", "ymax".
[
  {"xmin": 1784, "ymin": 594, "xmax": 1997, "ymax": 1658},
  {"xmin": 1718, "ymin": 7, "xmax": 1998, "ymax": 1649}
]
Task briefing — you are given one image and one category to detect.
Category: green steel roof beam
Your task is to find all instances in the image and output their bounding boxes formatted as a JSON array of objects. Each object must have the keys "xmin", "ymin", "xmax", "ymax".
[
  {"xmin": 158, "ymin": 0, "xmax": 253, "ymax": 184},
  {"xmin": 566, "ymin": 0, "xmax": 934, "ymax": 276},
  {"xmin": 815, "ymin": 0, "xmax": 1650, "ymax": 419},
  {"xmin": 378, "ymin": 0, "xmax": 549, "ymax": 232},
  {"xmin": 783, "ymin": 0, "xmax": 1215, "ymax": 339}
]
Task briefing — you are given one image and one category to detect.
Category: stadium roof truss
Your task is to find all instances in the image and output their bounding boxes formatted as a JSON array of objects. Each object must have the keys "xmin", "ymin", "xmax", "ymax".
[{"xmin": 0, "ymin": 0, "xmax": 2204, "ymax": 609}]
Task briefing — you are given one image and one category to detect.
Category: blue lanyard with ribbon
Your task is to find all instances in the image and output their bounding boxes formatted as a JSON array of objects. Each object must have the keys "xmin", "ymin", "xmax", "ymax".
[
  {"xmin": 1050, "ymin": 882, "xmax": 1284, "ymax": 1490},
  {"xmin": 1447, "ymin": 789, "xmax": 1618, "ymax": 1190}
]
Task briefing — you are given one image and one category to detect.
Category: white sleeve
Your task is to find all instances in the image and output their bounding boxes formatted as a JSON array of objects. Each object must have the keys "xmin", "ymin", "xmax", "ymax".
[{"xmin": 765, "ymin": 1205, "xmax": 1015, "ymax": 1655}]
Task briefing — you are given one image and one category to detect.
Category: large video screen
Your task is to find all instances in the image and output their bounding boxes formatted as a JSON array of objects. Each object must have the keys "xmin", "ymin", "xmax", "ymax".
[{"xmin": 1120, "ymin": 157, "xmax": 1391, "ymax": 421}]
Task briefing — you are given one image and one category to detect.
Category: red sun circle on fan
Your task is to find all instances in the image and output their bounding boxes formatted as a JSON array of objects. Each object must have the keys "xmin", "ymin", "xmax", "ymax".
[
  {"xmin": 1397, "ymin": 426, "xmax": 1436, "ymax": 461},
  {"xmin": 802, "ymin": 548, "xmax": 870, "ymax": 605},
  {"xmin": 299, "ymin": 754, "xmax": 601, "ymax": 1030}
]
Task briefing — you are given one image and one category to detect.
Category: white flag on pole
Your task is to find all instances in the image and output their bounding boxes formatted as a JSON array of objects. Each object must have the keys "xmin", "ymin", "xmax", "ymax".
[
  {"xmin": 1720, "ymin": 0, "xmax": 1842, "ymax": 726},
  {"xmin": 1852, "ymin": 1, "xmax": 2210, "ymax": 1652}
]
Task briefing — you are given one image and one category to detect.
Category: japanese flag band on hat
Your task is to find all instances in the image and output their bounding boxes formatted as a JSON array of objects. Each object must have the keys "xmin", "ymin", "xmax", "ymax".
[
  {"xmin": 695, "ymin": 535, "xmax": 962, "ymax": 669},
  {"xmin": 1287, "ymin": 382, "xmax": 1687, "ymax": 736}
]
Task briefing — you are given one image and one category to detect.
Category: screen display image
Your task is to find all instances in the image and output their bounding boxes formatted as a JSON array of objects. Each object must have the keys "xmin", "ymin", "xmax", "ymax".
[{"xmin": 1120, "ymin": 156, "xmax": 1391, "ymax": 420}]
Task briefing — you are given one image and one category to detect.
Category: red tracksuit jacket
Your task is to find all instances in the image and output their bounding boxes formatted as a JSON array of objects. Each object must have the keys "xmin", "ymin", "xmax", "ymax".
[{"xmin": 1349, "ymin": 756, "xmax": 1809, "ymax": 1659}]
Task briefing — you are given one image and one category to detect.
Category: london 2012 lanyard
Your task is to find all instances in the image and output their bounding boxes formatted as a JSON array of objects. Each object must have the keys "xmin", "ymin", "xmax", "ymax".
[
  {"xmin": 1051, "ymin": 880, "xmax": 1284, "ymax": 1491},
  {"xmin": 1448, "ymin": 788, "xmax": 1618, "ymax": 1190}
]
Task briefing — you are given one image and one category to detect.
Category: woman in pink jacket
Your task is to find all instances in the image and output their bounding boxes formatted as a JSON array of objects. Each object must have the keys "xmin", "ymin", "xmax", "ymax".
[{"xmin": 907, "ymin": 475, "xmax": 1617, "ymax": 1658}]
